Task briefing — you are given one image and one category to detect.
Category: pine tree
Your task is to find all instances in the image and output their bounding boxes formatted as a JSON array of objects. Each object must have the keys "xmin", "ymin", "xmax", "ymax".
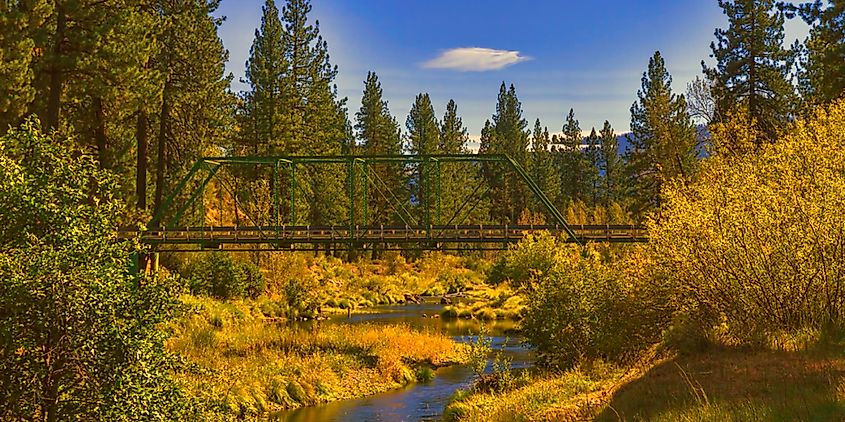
[
  {"xmin": 0, "ymin": 1, "xmax": 51, "ymax": 131},
  {"xmin": 439, "ymin": 100, "xmax": 466, "ymax": 154},
  {"xmin": 530, "ymin": 119, "xmax": 560, "ymax": 221},
  {"xmin": 406, "ymin": 93, "xmax": 440, "ymax": 155},
  {"xmin": 627, "ymin": 51, "xmax": 698, "ymax": 217},
  {"xmin": 27, "ymin": 0, "xmax": 160, "ymax": 182},
  {"xmin": 279, "ymin": 0, "xmax": 349, "ymax": 225},
  {"xmin": 784, "ymin": 0, "xmax": 845, "ymax": 105},
  {"xmin": 557, "ymin": 108, "xmax": 589, "ymax": 205},
  {"xmin": 585, "ymin": 127, "xmax": 602, "ymax": 207},
  {"xmin": 149, "ymin": 0, "xmax": 235, "ymax": 221},
  {"xmin": 438, "ymin": 99, "xmax": 486, "ymax": 225},
  {"xmin": 598, "ymin": 120, "xmax": 624, "ymax": 206},
  {"xmin": 704, "ymin": 0, "xmax": 796, "ymax": 143},
  {"xmin": 242, "ymin": 0, "xmax": 286, "ymax": 156},
  {"xmin": 406, "ymin": 93, "xmax": 441, "ymax": 225},
  {"xmin": 480, "ymin": 83, "xmax": 530, "ymax": 224},
  {"xmin": 355, "ymin": 72, "xmax": 406, "ymax": 226}
]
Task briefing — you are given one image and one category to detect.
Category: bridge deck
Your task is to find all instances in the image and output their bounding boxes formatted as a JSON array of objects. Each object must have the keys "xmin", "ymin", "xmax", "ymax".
[{"xmin": 121, "ymin": 224, "xmax": 647, "ymax": 251}]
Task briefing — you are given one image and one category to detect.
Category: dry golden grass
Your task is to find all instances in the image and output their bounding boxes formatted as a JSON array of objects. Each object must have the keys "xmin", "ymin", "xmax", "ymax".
[
  {"xmin": 167, "ymin": 295, "xmax": 466, "ymax": 418},
  {"xmin": 447, "ymin": 345, "xmax": 845, "ymax": 422}
]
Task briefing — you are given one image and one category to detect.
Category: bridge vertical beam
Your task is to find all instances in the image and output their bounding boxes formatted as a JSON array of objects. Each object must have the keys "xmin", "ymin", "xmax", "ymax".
[
  {"xmin": 362, "ymin": 161, "xmax": 369, "ymax": 226},
  {"xmin": 272, "ymin": 160, "xmax": 280, "ymax": 228},
  {"xmin": 288, "ymin": 161, "xmax": 296, "ymax": 225},
  {"xmin": 346, "ymin": 157, "xmax": 356, "ymax": 242},
  {"xmin": 435, "ymin": 159, "xmax": 441, "ymax": 226}
]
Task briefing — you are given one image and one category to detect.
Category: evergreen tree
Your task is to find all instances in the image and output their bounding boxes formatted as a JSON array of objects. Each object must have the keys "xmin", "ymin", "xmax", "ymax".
[
  {"xmin": 557, "ymin": 108, "xmax": 589, "ymax": 205},
  {"xmin": 242, "ymin": 0, "xmax": 286, "ymax": 156},
  {"xmin": 438, "ymin": 99, "xmax": 486, "ymax": 225},
  {"xmin": 627, "ymin": 51, "xmax": 698, "ymax": 217},
  {"xmin": 0, "ymin": 1, "xmax": 51, "ymax": 131},
  {"xmin": 26, "ymin": 0, "xmax": 160, "ymax": 201},
  {"xmin": 406, "ymin": 93, "xmax": 440, "ymax": 225},
  {"xmin": 279, "ymin": 0, "xmax": 349, "ymax": 225},
  {"xmin": 355, "ymin": 72, "xmax": 406, "ymax": 226},
  {"xmin": 148, "ymin": 0, "xmax": 234, "ymax": 220},
  {"xmin": 704, "ymin": 0, "xmax": 796, "ymax": 143},
  {"xmin": 406, "ymin": 93, "xmax": 440, "ymax": 155},
  {"xmin": 530, "ymin": 119, "xmax": 560, "ymax": 221},
  {"xmin": 439, "ymin": 99, "xmax": 466, "ymax": 154},
  {"xmin": 585, "ymin": 127, "xmax": 602, "ymax": 207},
  {"xmin": 783, "ymin": 0, "xmax": 845, "ymax": 104},
  {"xmin": 598, "ymin": 120, "xmax": 624, "ymax": 206},
  {"xmin": 480, "ymin": 83, "xmax": 530, "ymax": 224}
]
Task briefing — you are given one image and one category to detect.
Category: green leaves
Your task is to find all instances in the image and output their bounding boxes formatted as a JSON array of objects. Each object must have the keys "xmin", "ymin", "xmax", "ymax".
[
  {"xmin": 626, "ymin": 51, "xmax": 698, "ymax": 217},
  {"xmin": 0, "ymin": 122, "xmax": 190, "ymax": 420}
]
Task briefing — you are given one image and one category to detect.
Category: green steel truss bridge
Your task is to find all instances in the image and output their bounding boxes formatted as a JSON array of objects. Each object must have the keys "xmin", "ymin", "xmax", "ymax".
[{"xmin": 121, "ymin": 154, "xmax": 647, "ymax": 251}]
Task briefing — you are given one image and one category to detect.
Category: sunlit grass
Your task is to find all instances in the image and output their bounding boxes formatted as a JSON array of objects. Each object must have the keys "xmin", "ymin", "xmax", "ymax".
[{"xmin": 167, "ymin": 295, "xmax": 467, "ymax": 418}]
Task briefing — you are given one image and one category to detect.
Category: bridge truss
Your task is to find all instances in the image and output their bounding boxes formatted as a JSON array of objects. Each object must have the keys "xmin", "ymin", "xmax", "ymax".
[{"xmin": 123, "ymin": 154, "xmax": 646, "ymax": 251}]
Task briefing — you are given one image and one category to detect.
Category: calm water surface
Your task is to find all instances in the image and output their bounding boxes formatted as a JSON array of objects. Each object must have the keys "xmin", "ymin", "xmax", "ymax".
[{"xmin": 275, "ymin": 302, "xmax": 534, "ymax": 422}]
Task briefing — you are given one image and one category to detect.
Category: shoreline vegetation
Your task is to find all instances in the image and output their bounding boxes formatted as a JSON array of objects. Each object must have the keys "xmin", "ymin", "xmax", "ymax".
[
  {"xmin": 444, "ymin": 100, "xmax": 845, "ymax": 421},
  {"xmin": 2, "ymin": 0, "xmax": 844, "ymax": 418},
  {"xmin": 167, "ymin": 295, "xmax": 467, "ymax": 418}
]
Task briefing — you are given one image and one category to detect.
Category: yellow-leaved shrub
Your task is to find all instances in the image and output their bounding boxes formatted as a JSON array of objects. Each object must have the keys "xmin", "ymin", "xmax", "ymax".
[{"xmin": 650, "ymin": 99, "xmax": 845, "ymax": 341}]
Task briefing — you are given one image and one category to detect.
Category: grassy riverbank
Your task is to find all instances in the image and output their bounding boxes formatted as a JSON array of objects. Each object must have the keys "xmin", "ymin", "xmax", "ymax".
[
  {"xmin": 445, "ymin": 345, "xmax": 845, "ymax": 421},
  {"xmin": 167, "ymin": 296, "xmax": 467, "ymax": 419}
]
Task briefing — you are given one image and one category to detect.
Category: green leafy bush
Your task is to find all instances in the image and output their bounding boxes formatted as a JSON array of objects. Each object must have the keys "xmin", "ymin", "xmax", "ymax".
[
  {"xmin": 487, "ymin": 232, "xmax": 566, "ymax": 287},
  {"xmin": 183, "ymin": 252, "xmax": 264, "ymax": 299},
  {"xmin": 504, "ymin": 235, "xmax": 671, "ymax": 368},
  {"xmin": 0, "ymin": 120, "xmax": 190, "ymax": 420}
]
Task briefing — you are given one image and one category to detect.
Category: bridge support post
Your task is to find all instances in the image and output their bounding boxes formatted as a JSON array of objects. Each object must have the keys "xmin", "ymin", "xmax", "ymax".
[{"xmin": 288, "ymin": 161, "xmax": 296, "ymax": 225}]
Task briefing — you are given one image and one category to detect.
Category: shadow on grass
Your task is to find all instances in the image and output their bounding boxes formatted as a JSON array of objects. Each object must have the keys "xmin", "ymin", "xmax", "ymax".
[{"xmin": 596, "ymin": 347, "xmax": 845, "ymax": 421}]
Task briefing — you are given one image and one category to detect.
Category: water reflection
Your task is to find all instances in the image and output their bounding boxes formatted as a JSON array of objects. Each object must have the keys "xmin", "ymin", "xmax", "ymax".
[{"xmin": 276, "ymin": 302, "xmax": 533, "ymax": 422}]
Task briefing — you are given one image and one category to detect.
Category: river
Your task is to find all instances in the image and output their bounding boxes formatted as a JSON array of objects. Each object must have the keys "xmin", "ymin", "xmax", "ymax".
[{"xmin": 275, "ymin": 301, "xmax": 534, "ymax": 422}]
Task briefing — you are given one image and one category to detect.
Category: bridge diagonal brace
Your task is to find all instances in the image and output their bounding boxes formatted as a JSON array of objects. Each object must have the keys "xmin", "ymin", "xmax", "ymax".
[
  {"xmin": 149, "ymin": 160, "xmax": 205, "ymax": 228},
  {"xmin": 504, "ymin": 156, "xmax": 580, "ymax": 245},
  {"xmin": 168, "ymin": 162, "xmax": 222, "ymax": 228}
]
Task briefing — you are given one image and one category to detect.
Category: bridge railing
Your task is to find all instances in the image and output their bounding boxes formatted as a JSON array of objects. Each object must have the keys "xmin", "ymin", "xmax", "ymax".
[{"xmin": 119, "ymin": 224, "xmax": 647, "ymax": 251}]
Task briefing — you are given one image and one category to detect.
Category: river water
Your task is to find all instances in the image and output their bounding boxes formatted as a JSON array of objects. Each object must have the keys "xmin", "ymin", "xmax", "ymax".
[{"xmin": 275, "ymin": 302, "xmax": 534, "ymax": 422}]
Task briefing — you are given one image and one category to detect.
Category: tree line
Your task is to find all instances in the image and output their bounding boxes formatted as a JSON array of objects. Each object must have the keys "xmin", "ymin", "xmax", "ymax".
[{"xmin": 0, "ymin": 0, "xmax": 842, "ymax": 228}]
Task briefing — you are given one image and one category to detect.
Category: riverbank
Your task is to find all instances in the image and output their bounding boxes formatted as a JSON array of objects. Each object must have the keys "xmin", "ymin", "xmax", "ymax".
[
  {"xmin": 444, "ymin": 345, "xmax": 845, "ymax": 421},
  {"xmin": 167, "ymin": 296, "xmax": 467, "ymax": 418}
]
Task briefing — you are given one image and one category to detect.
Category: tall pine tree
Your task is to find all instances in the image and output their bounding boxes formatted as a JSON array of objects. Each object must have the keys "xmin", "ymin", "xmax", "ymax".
[
  {"xmin": 530, "ymin": 119, "xmax": 560, "ymax": 221},
  {"xmin": 479, "ymin": 83, "xmax": 530, "ymax": 224},
  {"xmin": 784, "ymin": 0, "xmax": 845, "ymax": 105},
  {"xmin": 355, "ymin": 72, "xmax": 407, "ymax": 226},
  {"xmin": 704, "ymin": 0, "xmax": 796, "ymax": 143},
  {"xmin": 279, "ymin": 0, "xmax": 349, "ymax": 225},
  {"xmin": 556, "ymin": 108, "xmax": 589, "ymax": 205},
  {"xmin": 598, "ymin": 120, "xmax": 624, "ymax": 207},
  {"xmin": 438, "ymin": 99, "xmax": 487, "ymax": 225},
  {"xmin": 406, "ymin": 93, "xmax": 440, "ymax": 225},
  {"xmin": 585, "ymin": 127, "xmax": 602, "ymax": 207},
  {"xmin": 148, "ymin": 0, "xmax": 234, "ymax": 221},
  {"xmin": 242, "ymin": 0, "xmax": 286, "ymax": 156},
  {"xmin": 0, "ymin": 0, "xmax": 51, "ymax": 131},
  {"xmin": 627, "ymin": 51, "xmax": 698, "ymax": 217}
]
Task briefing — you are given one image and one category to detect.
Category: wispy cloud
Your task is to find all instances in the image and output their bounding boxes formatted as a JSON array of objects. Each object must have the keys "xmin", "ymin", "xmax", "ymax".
[{"xmin": 423, "ymin": 47, "xmax": 530, "ymax": 71}]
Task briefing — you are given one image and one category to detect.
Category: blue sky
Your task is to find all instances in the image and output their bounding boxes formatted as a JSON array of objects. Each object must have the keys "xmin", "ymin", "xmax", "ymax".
[{"xmin": 215, "ymin": 1, "xmax": 808, "ymax": 139}]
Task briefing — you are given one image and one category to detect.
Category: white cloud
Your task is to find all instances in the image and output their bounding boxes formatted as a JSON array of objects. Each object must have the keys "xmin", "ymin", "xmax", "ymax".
[{"xmin": 423, "ymin": 47, "xmax": 530, "ymax": 71}]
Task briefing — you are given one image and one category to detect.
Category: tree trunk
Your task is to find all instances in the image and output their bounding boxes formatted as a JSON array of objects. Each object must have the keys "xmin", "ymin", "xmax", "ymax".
[
  {"xmin": 46, "ymin": 6, "xmax": 66, "ymax": 130},
  {"xmin": 136, "ymin": 109, "xmax": 148, "ymax": 210},
  {"xmin": 93, "ymin": 97, "xmax": 108, "ymax": 169},
  {"xmin": 153, "ymin": 85, "xmax": 170, "ymax": 221}
]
